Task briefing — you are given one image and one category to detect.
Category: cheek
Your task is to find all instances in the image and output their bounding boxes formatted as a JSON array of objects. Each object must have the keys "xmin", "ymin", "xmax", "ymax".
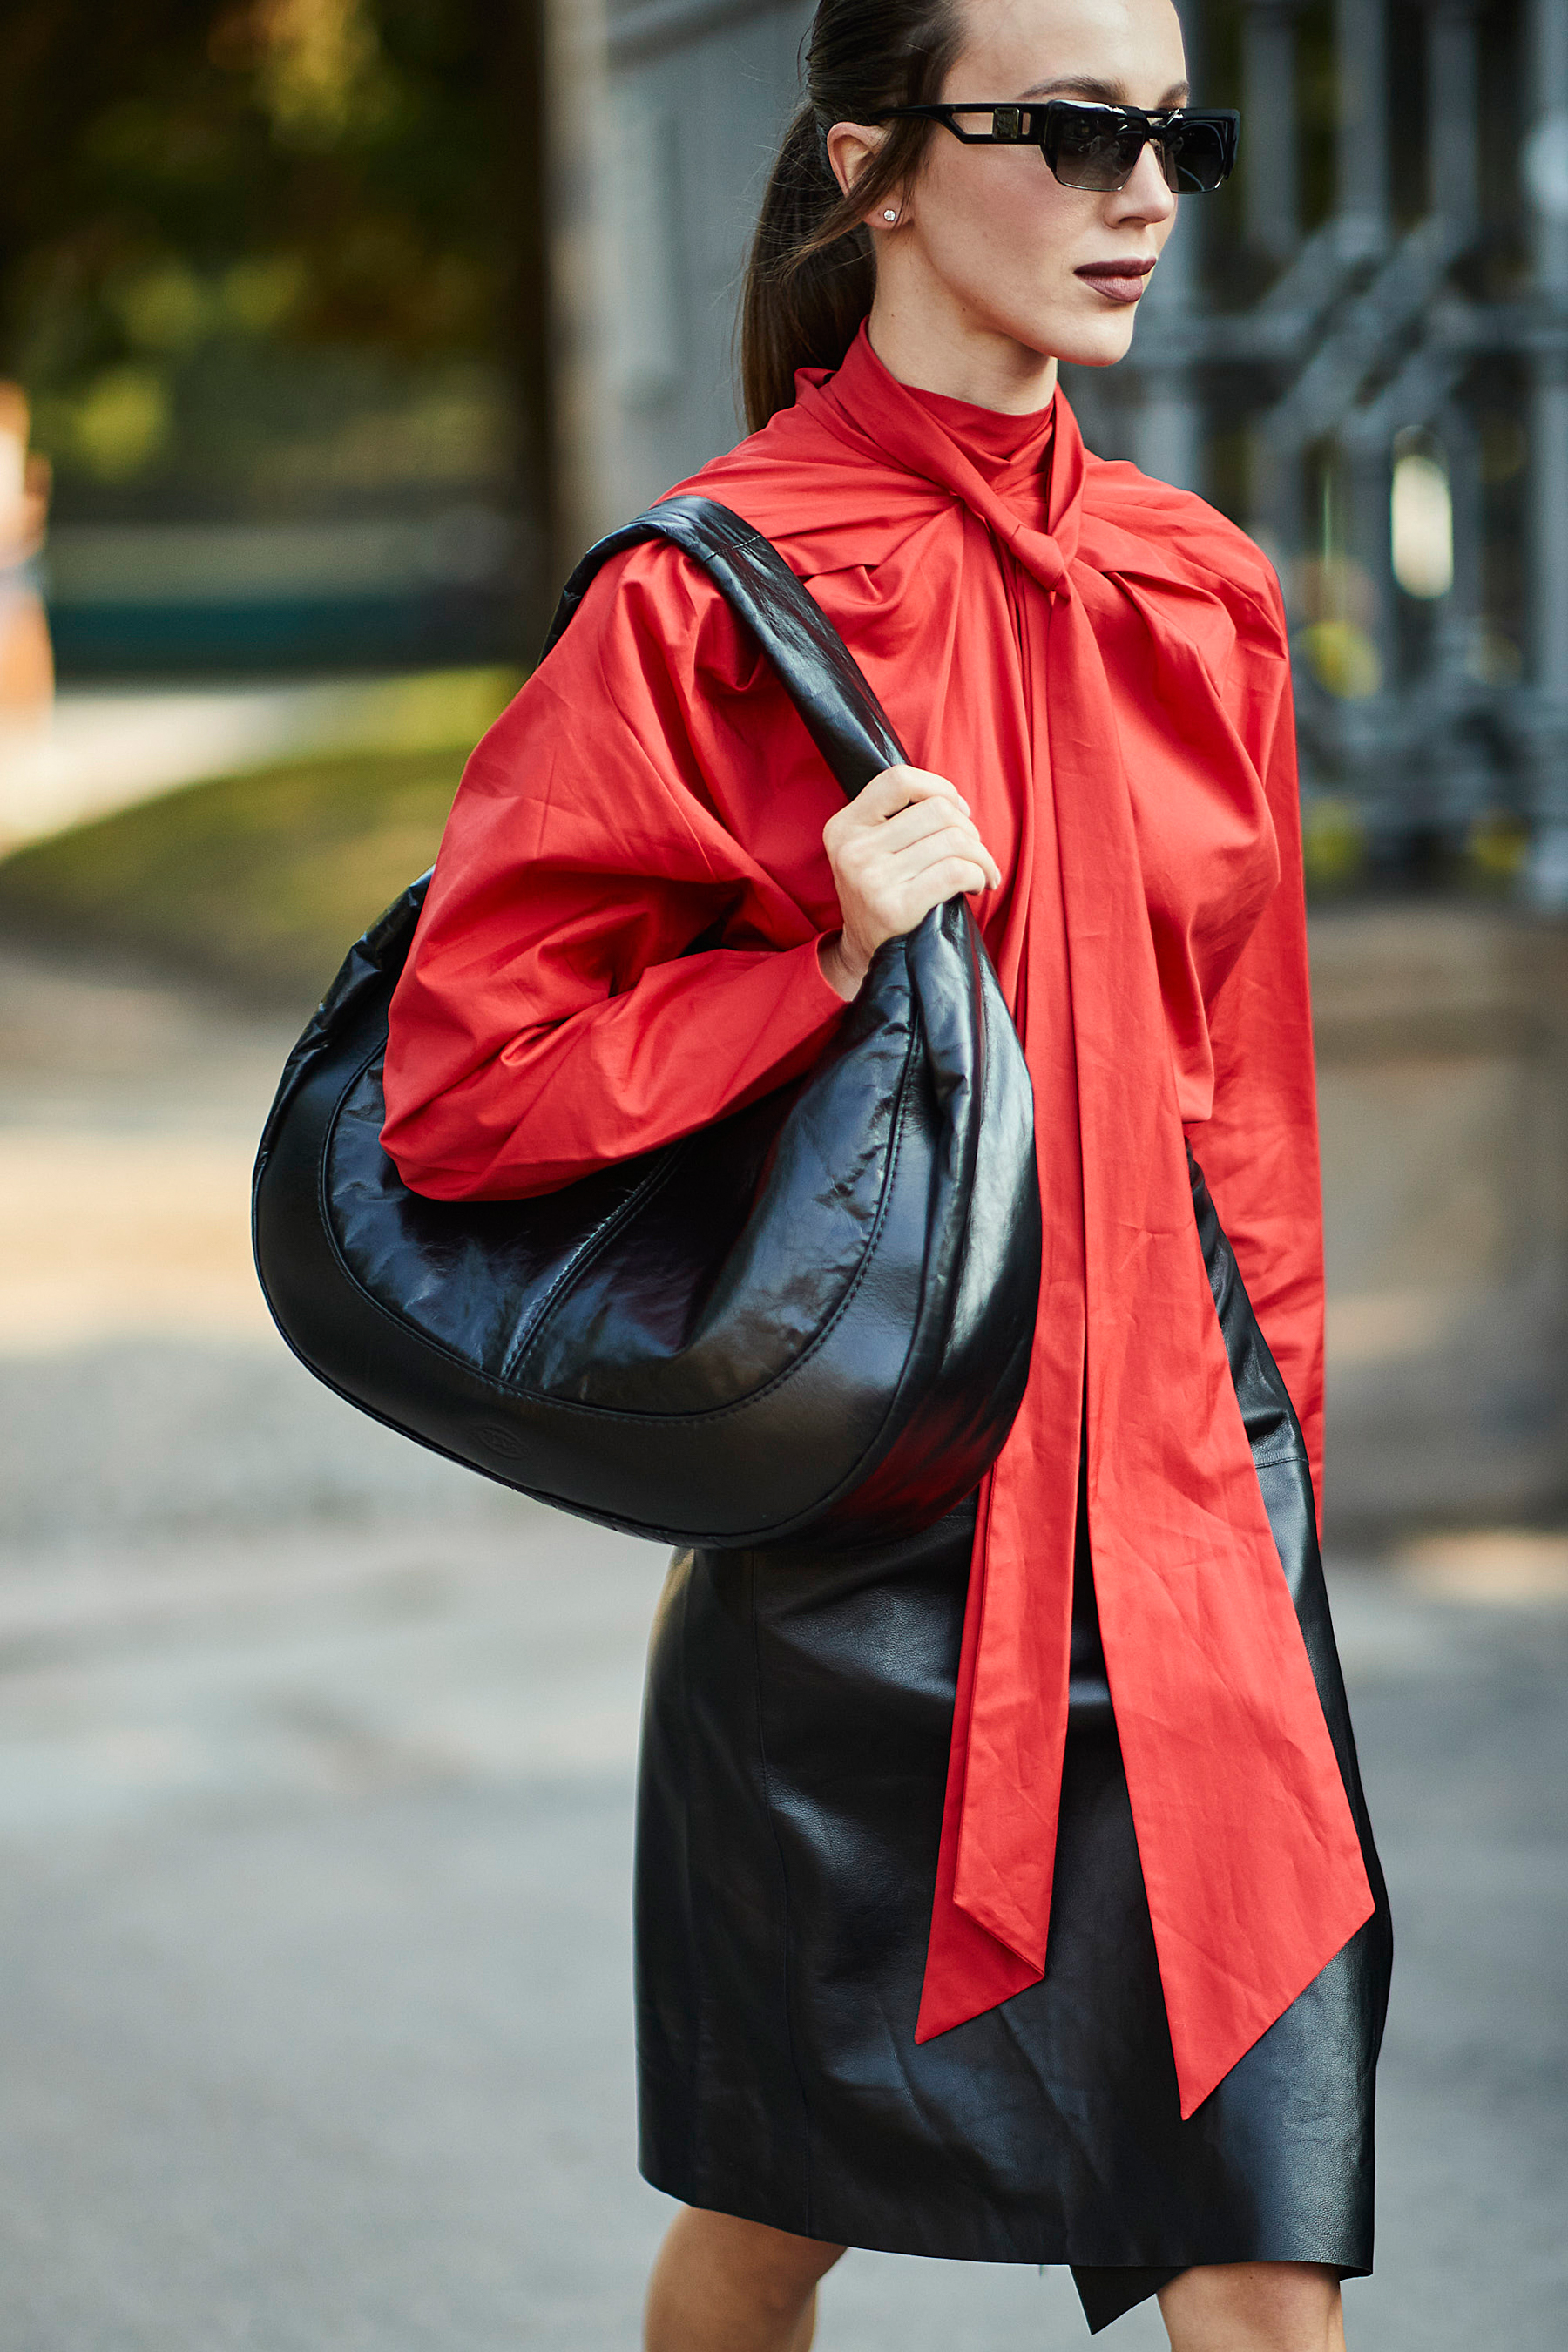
[{"xmin": 923, "ymin": 157, "xmax": 1085, "ymax": 296}]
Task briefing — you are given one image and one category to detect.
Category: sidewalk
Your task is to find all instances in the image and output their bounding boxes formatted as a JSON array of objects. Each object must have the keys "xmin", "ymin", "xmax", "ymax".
[
  {"xmin": 0, "ymin": 943, "xmax": 1563, "ymax": 2350},
  {"xmin": 0, "ymin": 669, "xmax": 501, "ymax": 853}
]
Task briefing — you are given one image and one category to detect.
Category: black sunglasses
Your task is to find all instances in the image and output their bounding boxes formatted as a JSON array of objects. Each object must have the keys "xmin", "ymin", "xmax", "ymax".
[{"xmin": 875, "ymin": 100, "xmax": 1240, "ymax": 195}]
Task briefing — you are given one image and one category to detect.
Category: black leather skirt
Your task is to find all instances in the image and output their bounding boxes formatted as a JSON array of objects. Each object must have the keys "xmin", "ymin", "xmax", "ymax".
[{"xmin": 633, "ymin": 1165, "xmax": 1393, "ymax": 2335}]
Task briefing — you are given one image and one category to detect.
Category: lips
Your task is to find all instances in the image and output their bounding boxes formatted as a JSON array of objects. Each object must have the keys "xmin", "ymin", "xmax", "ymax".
[{"xmin": 1075, "ymin": 259, "xmax": 1157, "ymax": 306}]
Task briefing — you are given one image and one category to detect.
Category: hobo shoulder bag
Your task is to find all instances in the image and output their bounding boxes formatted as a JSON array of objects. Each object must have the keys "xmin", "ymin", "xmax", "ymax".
[{"xmin": 252, "ymin": 496, "xmax": 1041, "ymax": 1549}]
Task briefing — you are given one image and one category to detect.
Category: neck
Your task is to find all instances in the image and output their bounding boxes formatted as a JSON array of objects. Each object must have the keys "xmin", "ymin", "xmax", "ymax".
[{"xmin": 864, "ymin": 292, "xmax": 1058, "ymax": 416}]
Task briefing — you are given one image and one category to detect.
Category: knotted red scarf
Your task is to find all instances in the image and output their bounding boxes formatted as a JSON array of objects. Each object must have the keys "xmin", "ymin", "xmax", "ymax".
[{"xmin": 860, "ymin": 367, "xmax": 1374, "ymax": 2116}]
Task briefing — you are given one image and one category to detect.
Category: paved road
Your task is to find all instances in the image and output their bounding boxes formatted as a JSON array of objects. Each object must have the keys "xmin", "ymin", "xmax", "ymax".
[{"xmin": 0, "ymin": 945, "xmax": 1563, "ymax": 2350}]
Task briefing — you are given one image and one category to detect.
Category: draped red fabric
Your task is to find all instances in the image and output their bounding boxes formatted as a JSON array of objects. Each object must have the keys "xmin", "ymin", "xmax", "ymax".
[{"xmin": 382, "ymin": 327, "xmax": 1374, "ymax": 2118}]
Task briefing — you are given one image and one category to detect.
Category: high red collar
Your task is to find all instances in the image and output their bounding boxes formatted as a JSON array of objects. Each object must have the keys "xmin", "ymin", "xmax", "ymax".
[{"xmin": 799, "ymin": 324, "xmax": 1084, "ymax": 575}]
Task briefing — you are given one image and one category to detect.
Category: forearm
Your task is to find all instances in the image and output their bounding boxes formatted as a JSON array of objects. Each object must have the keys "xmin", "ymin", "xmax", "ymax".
[{"xmin": 382, "ymin": 936, "xmax": 848, "ymax": 1200}]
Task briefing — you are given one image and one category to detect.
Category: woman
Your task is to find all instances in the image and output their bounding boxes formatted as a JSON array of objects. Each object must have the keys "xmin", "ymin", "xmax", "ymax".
[{"xmin": 381, "ymin": 0, "xmax": 1392, "ymax": 2343}]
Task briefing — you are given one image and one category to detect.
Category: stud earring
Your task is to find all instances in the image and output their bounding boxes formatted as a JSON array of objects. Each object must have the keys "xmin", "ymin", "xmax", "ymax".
[{"xmin": 882, "ymin": 208, "xmax": 898, "ymax": 223}]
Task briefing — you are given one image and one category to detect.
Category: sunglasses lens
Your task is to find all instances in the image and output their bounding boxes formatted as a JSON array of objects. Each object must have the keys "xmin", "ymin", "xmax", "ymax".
[
  {"xmin": 1048, "ymin": 107, "xmax": 1143, "ymax": 193},
  {"xmin": 1042, "ymin": 105, "xmax": 1236, "ymax": 195},
  {"xmin": 1166, "ymin": 119, "xmax": 1228, "ymax": 193}
]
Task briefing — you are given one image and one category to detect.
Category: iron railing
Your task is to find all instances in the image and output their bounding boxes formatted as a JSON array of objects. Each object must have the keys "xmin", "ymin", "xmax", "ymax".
[{"xmin": 1064, "ymin": 0, "xmax": 1568, "ymax": 904}]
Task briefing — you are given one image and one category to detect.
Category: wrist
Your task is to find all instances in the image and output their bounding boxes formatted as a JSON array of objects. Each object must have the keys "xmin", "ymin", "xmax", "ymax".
[{"xmin": 817, "ymin": 931, "xmax": 868, "ymax": 1003}]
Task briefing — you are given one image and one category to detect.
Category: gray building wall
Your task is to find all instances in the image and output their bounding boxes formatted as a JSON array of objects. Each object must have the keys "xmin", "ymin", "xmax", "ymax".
[
  {"xmin": 605, "ymin": 0, "xmax": 814, "ymax": 517},
  {"xmin": 566, "ymin": 0, "xmax": 813, "ymax": 540}
]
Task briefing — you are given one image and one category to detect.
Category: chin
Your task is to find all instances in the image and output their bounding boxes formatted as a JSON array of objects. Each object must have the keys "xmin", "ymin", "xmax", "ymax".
[
  {"xmin": 997, "ymin": 299, "xmax": 1141, "ymax": 375},
  {"xmin": 1044, "ymin": 314, "xmax": 1143, "ymax": 371}
]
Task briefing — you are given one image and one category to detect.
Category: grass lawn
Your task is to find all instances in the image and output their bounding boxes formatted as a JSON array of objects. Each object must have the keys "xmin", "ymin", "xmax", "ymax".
[{"xmin": 0, "ymin": 671, "xmax": 520, "ymax": 1013}]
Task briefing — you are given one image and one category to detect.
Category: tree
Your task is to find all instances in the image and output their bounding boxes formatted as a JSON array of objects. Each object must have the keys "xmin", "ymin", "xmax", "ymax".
[{"xmin": 0, "ymin": 0, "xmax": 548, "ymax": 617}]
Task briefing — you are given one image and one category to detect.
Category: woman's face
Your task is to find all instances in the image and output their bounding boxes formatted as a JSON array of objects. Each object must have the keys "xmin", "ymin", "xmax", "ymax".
[{"xmin": 830, "ymin": 0, "xmax": 1189, "ymax": 392}]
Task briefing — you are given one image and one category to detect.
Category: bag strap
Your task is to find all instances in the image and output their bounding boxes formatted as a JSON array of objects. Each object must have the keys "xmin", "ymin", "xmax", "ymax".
[{"xmin": 544, "ymin": 494, "xmax": 907, "ymax": 801}]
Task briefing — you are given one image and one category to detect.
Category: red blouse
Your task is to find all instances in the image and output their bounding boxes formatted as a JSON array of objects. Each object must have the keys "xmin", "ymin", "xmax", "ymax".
[{"xmin": 382, "ymin": 326, "xmax": 1372, "ymax": 2118}]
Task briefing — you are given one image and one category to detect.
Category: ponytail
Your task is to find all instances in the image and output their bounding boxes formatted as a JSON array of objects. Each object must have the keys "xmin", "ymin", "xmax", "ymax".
[{"xmin": 740, "ymin": 1, "xmax": 963, "ymax": 431}]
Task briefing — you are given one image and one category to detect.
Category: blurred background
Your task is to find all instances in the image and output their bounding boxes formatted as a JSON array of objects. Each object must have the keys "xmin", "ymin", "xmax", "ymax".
[{"xmin": 0, "ymin": 2, "xmax": 1563, "ymax": 2347}]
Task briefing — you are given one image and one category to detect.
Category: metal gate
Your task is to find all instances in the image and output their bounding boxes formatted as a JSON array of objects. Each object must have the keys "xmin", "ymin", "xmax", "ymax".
[{"xmin": 1068, "ymin": 0, "xmax": 1568, "ymax": 908}]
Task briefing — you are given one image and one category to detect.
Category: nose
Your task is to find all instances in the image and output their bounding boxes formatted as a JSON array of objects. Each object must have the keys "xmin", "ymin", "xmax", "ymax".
[{"xmin": 1110, "ymin": 139, "xmax": 1179, "ymax": 227}]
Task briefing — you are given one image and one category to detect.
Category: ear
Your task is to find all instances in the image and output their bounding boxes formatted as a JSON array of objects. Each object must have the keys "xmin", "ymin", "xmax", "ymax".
[{"xmin": 825, "ymin": 120, "xmax": 899, "ymax": 220}]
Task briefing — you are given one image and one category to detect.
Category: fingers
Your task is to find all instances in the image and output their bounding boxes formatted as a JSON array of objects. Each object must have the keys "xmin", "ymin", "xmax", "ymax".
[
  {"xmin": 852, "ymin": 821, "xmax": 997, "ymax": 893},
  {"xmin": 875, "ymin": 798, "xmax": 970, "ymax": 853},
  {"xmin": 875, "ymin": 802, "xmax": 1004, "ymax": 889},
  {"xmin": 834, "ymin": 815, "xmax": 1002, "ymax": 898},
  {"xmin": 893, "ymin": 834, "xmax": 998, "ymax": 891},
  {"xmin": 819, "ymin": 761, "xmax": 1002, "ymax": 983},
  {"xmin": 840, "ymin": 765, "xmax": 970, "ymax": 827},
  {"xmin": 844, "ymin": 852, "xmax": 995, "ymax": 953},
  {"xmin": 824, "ymin": 767, "xmax": 1002, "ymax": 896},
  {"xmin": 893, "ymin": 855, "xmax": 996, "ymax": 912}
]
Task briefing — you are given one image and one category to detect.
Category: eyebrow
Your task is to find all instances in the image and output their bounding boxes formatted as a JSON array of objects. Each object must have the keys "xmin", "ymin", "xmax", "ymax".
[{"xmin": 1018, "ymin": 77, "xmax": 1191, "ymax": 107}]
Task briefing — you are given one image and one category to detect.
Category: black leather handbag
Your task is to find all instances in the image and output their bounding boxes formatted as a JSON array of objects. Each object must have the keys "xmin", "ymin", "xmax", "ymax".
[{"xmin": 252, "ymin": 496, "xmax": 1041, "ymax": 1550}]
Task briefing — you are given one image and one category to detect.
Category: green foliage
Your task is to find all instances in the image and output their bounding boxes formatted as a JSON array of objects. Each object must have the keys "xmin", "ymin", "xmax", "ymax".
[
  {"xmin": 0, "ymin": 0, "xmax": 542, "ymax": 514},
  {"xmin": 0, "ymin": 666, "xmax": 519, "ymax": 1009},
  {"xmin": 1301, "ymin": 794, "xmax": 1369, "ymax": 897}
]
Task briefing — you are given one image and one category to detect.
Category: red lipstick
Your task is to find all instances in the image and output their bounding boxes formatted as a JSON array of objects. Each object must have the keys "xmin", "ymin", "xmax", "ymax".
[{"xmin": 1075, "ymin": 257, "xmax": 1157, "ymax": 306}]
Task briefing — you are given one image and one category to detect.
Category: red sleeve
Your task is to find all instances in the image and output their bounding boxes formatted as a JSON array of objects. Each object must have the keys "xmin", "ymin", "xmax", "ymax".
[
  {"xmin": 1188, "ymin": 597, "xmax": 1327, "ymax": 1525},
  {"xmin": 381, "ymin": 542, "xmax": 850, "ymax": 1200}
]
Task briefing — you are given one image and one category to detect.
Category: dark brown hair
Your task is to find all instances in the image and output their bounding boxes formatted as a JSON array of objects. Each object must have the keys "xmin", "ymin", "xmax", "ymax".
[{"xmin": 740, "ymin": 0, "xmax": 965, "ymax": 431}]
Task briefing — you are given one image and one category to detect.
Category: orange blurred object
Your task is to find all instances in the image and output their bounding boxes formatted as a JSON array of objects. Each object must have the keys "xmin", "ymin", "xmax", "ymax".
[{"xmin": 0, "ymin": 384, "xmax": 54, "ymax": 718}]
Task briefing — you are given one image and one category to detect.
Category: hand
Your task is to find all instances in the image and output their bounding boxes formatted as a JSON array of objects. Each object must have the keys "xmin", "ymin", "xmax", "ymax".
[{"xmin": 817, "ymin": 765, "xmax": 1001, "ymax": 1002}]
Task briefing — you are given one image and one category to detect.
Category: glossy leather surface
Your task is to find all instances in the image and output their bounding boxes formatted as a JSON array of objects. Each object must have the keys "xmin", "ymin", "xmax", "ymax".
[
  {"xmin": 635, "ymin": 1159, "xmax": 1392, "ymax": 2331},
  {"xmin": 252, "ymin": 498, "xmax": 1041, "ymax": 1547}
]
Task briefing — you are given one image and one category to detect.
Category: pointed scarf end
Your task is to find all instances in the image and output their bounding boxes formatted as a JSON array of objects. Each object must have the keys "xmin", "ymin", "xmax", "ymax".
[
  {"xmin": 914, "ymin": 1953, "xmax": 1043, "ymax": 2044},
  {"xmin": 915, "ymin": 1896, "xmax": 1044, "ymax": 2042},
  {"xmin": 1169, "ymin": 1878, "xmax": 1380, "ymax": 2119},
  {"xmin": 1172, "ymin": 2010, "xmax": 1289, "ymax": 2119}
]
